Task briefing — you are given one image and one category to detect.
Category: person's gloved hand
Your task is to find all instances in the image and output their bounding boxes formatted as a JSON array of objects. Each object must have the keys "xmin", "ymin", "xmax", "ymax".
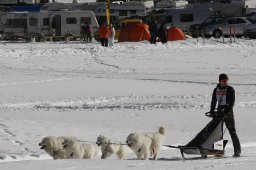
[{"xmin": 207, "ymin": 110, "xmax": 215, "ymax": 118}]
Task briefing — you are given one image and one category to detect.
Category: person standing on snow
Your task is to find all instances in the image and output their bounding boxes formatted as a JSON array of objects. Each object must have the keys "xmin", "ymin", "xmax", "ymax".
[
  {"xmin": 108, "ymin": 24, "xmax": 115, "ymax": 46},
  {"xmin": 149, "ymin": 19, "xmax": 158, "ymax": 44},
  {"xmin": 81, "ymin": 23, "xmax": 87, "ymax": 42},
  {"xmin": 85, "ymin": 23, "xmax": 92, "ymax": 43},
  {"xmin": 98, "ymin": 23, "xmax": 109, "ymax": 47},
  {"xmin": 158, "ymin": 21, "xmax": 168, "ymax": 44},
  {"xmin": 210, "ymin": 74, "xmax": 241, "ymax": 157}
]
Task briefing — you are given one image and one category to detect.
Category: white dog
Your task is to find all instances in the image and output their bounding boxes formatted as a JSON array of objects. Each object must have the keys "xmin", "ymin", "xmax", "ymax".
[
  {"xmin": 96, "ymin": 135, "xmax": 130, "ymax": 160},
  {"xmin": 39, "ymin": 136, "xmax": 69, "ymax": 159},
  {"xmin": 62, "ymin": 138, "xmax": 100, "ymax": 159},
  {"xmin": 126, "ymin": 126, "xmax": 166, "ymax": 160}
]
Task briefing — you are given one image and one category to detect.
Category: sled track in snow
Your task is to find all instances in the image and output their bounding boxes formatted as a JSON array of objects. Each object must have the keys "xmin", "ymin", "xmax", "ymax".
[
  {"xmin": 1, "ymin": 94, "xmax": 256, "ymax": 112},
  {"xmin": 33, "ymin": 101, "xmax": 207, "ymax": 111}
]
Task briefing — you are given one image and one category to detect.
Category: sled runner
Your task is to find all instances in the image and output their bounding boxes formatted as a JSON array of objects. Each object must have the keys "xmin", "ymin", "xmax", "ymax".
[{"xmin": 165, "ymin": 111, "xmax": 228, "ymax": 159}]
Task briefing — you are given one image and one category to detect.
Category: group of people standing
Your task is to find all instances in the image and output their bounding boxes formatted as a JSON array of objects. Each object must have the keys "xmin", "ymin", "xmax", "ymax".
[
  {"xmin": 149, "ymin": 19, "xmax": 168, "ymax": 44},
  {"xmin": 98, "ymin": 23, "xmax": 115, "ymax": 47},
  {"xmin": 82, "ymin": 19, "xmax": 167, "ymax": 46}
]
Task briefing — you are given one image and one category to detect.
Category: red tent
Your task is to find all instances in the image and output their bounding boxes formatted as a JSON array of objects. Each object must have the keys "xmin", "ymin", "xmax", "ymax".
[
  {"xmin": 118, "ymin": 23, "xmax": 150, "ymax": 42},
  {"xmin": 167, "ymin": 27, "xmax": 186, "ymax": 41}
]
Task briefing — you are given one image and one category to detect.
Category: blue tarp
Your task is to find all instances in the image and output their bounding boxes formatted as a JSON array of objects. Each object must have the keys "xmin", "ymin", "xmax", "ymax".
[{"xmin": 13, "ymin": 4, "xmax": 43, "ymax": 12}]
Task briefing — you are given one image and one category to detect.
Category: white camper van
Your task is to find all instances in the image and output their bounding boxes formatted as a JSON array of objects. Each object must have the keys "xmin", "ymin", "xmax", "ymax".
[
  {"xmin": 158, "ymin": 8, "xmax": 213, "ymax": 32},
  {"xmin": 0, "ymin": 12, "xmax": 7, "ymax": 34},
  {"xmin": 4, "ymin": 10, "xmax": 99, "ymax": 40}
]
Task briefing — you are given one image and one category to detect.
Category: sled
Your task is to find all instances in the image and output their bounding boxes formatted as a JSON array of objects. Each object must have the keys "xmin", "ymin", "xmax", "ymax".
[{"xmin": 165, "ymin": 111, "xmax": 228, "ymax": 159}]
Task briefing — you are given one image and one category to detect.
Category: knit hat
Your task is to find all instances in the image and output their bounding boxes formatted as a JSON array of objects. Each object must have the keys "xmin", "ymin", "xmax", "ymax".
[{"xmin": 219, "ymin": 74, "xmax": 229, "ymax": 82}]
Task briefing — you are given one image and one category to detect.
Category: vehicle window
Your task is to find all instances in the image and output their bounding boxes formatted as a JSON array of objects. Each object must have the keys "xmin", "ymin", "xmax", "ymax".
[
  {"xmin": 43, "ymin": 18, "xmax": 49, "ymax": 26},
  {"xmin": 236, "ymin": 18, "xmax": 246, "ymax": 24},
  {"xmin": 130, "ymin": 10, "xmax": 136, "ymax": 16},
  {"xmin": 97, "ymin": 8, "xmax": 101, "ymax": 13},
  {"xmin": 7, "ymin": 19, "xmax": 27, "ymax": 28},
  {"xmin": 66, "ymin": 17, "xmax": 77, "ymax": 24},
  {"xmin": 203, "ymin": 17, "xmax": 213, "ymax": 23},
  {"xmin": 52, "ymin": 18, "xmax": 56, "ymax": 28},
  {"xmin": 119, "ymin": 10, "xmax": 127, "ymax": 16},
  {"xmin": 180, "ymin": 14, "xmax": 193, "ymax": 22},
  {"xmin": 81, "ymin": 17, "xmax": 91, "ymax": 24},
  {"xmin": 217, "ymin": 18, "xmax": 225, "ymax": 24},
  {"xmin": 227, "ymin": 19, "xmax": 235, "ymax": 24},
  {"xmin": 165, "ymin": 15, "xmax": 172, "ymax": 23},
  {"xmin": 29, "ymin": 18, "xmax": 37, "ymax": 26}
]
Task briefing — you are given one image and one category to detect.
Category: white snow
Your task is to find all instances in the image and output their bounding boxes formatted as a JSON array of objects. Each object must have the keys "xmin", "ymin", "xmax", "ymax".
[{"xmin": 0, "ymin": 38, "xmax": 256, "ymax": 169}]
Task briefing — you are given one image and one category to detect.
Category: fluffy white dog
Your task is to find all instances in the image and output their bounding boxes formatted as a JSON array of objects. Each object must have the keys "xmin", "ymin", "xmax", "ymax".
[
  {"xmin": 62, "ymin": 138, "xmax": 100, "ymax": 159},
  {"xmin": 39, "ymin": 136, "xmax": 69, "ymax": 159},
  {"xmin": 126, "ymin": 126, "xmax": 166, "ymax": 160},
  {"xmin": 96, "ymin": 135, "xmax": 130, "ymax": 160}
]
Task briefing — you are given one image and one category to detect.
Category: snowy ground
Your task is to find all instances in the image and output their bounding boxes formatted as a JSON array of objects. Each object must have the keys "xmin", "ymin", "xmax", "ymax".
[{"xmin": 0, "ymin": 38, "xmax": 256, "ymax": 169}]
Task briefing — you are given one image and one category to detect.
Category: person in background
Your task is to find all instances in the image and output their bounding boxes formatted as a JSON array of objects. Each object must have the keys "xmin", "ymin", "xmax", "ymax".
[
  {"xmin": 158, "ymin": 21, "xmax": 168, "ymax": 44},
  {"xmin": 108, "ymin": 24, "xmax": 115, "ymax": 46},
  {"xmin": 85, "ymin": 23, "xmax": 92, "ymax": 43},
  {"xmin": 98, "ymin": 23, "xmax": 109, "ymax": 47},
  {"xmin": 149, "ymin": 18, "xmax": 158, "ymax": 44},
  {"xmin": 81, "ymin": 23, "xmax": 87, "ymax": 42},
  {"xmin": 210, "ymin": 74, "xmax": 241, "ymax": 157}
]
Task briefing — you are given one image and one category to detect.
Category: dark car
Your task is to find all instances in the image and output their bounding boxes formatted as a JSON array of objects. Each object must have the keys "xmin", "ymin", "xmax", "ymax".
[
  {"xmin": 190, "ymin": 17, "xmax": 223, "ymax": 38},
  {"xmin": 244, "ymin": 22, "xmax": 256, "ymax": 39},
  {"xmin": 247, "ymin": 12, "xmax": 256, "ymax": 22}
]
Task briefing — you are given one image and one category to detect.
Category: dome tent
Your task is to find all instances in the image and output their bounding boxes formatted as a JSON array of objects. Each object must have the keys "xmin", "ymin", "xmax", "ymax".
[
  {"xmin": 118, "ymin": 23, "xmax": 150, "ymax": 42},
  {"xmin": 167, "ymin": 27, "xmax": 186, "ymax": 41}
]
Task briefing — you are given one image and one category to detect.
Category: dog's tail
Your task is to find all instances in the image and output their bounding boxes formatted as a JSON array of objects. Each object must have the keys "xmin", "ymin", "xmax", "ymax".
[{"xmin": 158, "ymin": 126, "xmax": 166, "ymax": 135}]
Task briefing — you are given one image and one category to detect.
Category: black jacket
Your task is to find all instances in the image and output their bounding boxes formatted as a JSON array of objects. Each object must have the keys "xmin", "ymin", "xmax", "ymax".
[{"xmin": 210, "ymin": 84, "xmax": 235, "ymax": 113}]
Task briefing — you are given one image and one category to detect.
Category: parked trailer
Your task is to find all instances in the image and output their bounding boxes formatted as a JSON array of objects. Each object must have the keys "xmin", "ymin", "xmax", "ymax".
[
  {"xmin": 4, "ymin": 10, "xmax": 99, "ymax": 41},
  {"xmin": 152, "ymin": 8, "xmax": 214, "ymax": 32},
  {"xmin": 0, "ymin": 12, "xmax": 7, "ymax": 34},
  {"xmin": 72, "ymin": 2, "xmax": 147, "ymax": 25}
]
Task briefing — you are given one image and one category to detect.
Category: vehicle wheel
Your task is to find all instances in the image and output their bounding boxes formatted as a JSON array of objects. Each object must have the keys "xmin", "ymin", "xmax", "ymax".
[
  {"xmin": 249, "ymin": 35, "xmax": 256, "ymax": 39},
  {"xmin": 236, "ymin": 35, "xmax": 243, "ymax": 38},
  {"xmin": 213, "ymin": 30, "xmax": 222, "ymax": 39},
  {"xmin": 224, "ymin": 35, "xmax": 229, "ymax": 38}
]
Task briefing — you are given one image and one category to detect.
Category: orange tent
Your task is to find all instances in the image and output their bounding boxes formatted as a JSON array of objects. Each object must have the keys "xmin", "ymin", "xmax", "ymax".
[
  {"xmin": 118, "ymin": 23, "xmax": 150, "ymax": 42},
  {"xmin": 167, "ymin": 27, "xmax": 186, "ymax": 41}
]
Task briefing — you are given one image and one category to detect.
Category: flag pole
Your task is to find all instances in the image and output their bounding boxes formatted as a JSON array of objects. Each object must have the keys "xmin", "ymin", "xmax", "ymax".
[{"xmin": 106, "ymin": 0, "xmax": 110, "ymax": 26}]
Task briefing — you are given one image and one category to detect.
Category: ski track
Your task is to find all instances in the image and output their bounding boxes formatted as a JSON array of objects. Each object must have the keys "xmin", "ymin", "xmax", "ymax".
[{"xmin": 0, "ymin": 93, "xmax": 255, "ymax": 111}]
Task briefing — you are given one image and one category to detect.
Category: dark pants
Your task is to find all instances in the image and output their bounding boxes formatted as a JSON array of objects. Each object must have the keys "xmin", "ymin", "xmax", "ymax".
[
  {"xmin": 160, "ymin": 36, "xmax": 167, "ymax": 43},
  {"xmin": 150, "ymin": 33, "xmax": 157, "ymax": 44},
  {"xmin": 223, "ymin": 112, "xmax": 241, "ymax": 155},
  {"xmin": 87, "ymin": 33, "xmax": 92, "ymax": 42},
  {"xmin": 100, "ymin": 38, "xmax": 108, "ymax": 47}
]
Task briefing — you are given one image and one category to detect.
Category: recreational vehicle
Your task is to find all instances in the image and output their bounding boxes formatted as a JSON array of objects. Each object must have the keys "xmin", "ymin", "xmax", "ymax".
[
  {"xmin": 0, "ymin": 12, "xmax": 7, "ymax": 34},
  {"xmin": 72, "ymin": 2, "xmax": 147, "ymax": 25},
  {"xmin": 4, "ymin": 10, "xmax": 99, "ymax": 40},
  {"xmin": 155, "ymin": 8, "xmax": 214, "ymax": 32}
]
